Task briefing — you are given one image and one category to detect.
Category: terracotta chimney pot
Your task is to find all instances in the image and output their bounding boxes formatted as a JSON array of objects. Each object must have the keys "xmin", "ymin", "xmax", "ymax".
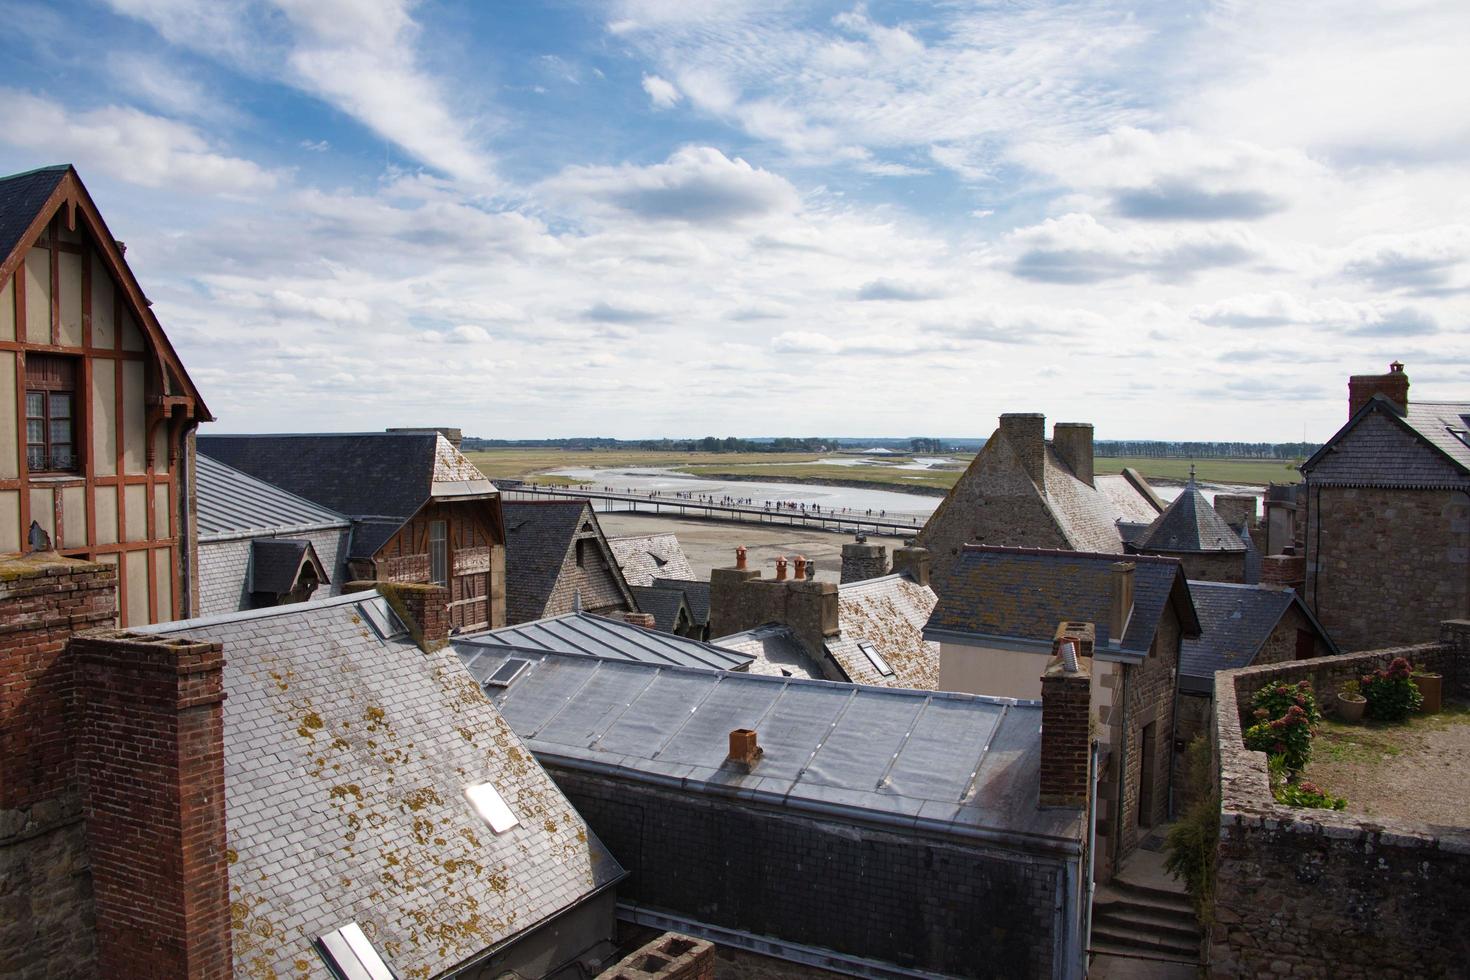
[
  {"xmin": 775, "ymin": 556, "xmax": 788, "ymax": 581},
  {"xmin": 735, "ymin": 545, "xmax": 747, "ymax": 570}
]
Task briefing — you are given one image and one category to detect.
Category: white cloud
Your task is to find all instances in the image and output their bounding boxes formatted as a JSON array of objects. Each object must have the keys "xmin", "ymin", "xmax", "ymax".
[
  {"xmin": 1004, "ymin": 213, "xmax": 1266, "ymax": 284},
  {"xmin": 0, "ymin": 90, "xmax": 277, "ymax": 193},
  {"xmin": 641, "ymin": 74, "xmax": 681, "ymax": 109},
  {"xmin": 1189, "ymin": 291, "xmax": 1439, "ymax": 336}
]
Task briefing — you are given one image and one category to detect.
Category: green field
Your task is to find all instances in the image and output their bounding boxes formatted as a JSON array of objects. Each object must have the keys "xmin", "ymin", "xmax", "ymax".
[{"xmin": 465, "ymin": 448, "xmax": 1302, "ymax": 490}]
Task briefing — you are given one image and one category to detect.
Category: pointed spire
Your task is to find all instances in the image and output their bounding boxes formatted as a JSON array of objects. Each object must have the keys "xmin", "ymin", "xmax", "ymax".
[{"xmin": 1187, "ymin": 463, "xmax": 1197, "ymax": 490}]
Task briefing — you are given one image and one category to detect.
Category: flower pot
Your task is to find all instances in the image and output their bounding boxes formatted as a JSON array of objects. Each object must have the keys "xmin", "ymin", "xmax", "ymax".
[
  {"xmin": 1336, "ymin": 692, "xmax": 1367, "ymax": 722},
  {"xmin": 1414, "ymin": 673, "xmax": 1442, "ymax": 714}
]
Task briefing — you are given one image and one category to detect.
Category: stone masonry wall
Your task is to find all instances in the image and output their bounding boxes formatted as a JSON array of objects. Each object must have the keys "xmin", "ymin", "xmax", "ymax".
[
  {"xmin": 1174, "ymin": 551, "xmax": 1247, "ymax": 584},
  {"xmin": 542, "ymin": 529, "xmax": 632, "ymax": 619},
  {"xmin": 553, "ymin": 770, "xmax": 1065, "ymax": 979},
  {"xmin": 1253, "ymin": 604, "xmax": 1334, "ymax": 668},
  {"xmin": 1114, "ymin": 610, "xmax": 1181, "ymax": 866},
  {"xmin": 1305, "ymin": 486, "xmax": 1470, "ymax": 651},
  {"xmin": 0, "ymin": 556, "xmax": 117, "ymax": 979},
  {"xmin": 1209, "ymin": 622, "xmax": 1470, "ymax": 978}
]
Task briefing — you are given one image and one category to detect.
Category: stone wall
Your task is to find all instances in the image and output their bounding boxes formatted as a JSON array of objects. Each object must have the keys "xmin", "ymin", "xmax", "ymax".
[
  {"xmin": 708, "ymin": 568, "xmax": 838, "ymax": 667},
  {"xmin": 839, "ymin": 542, "xmax": 887, "ymax": 584},
  {"xmin": 1173, "ymin": 551, "xmax": 1247, "ymax": 584},
  {"xmin": 1254, "ymin": 603, "xmax": 1335, "ymax": 667},
  {"xmin": 1209, "ymin": 622, "xmax": 1470, "ymax": 978},
  {"xmin": 553, "ymin": 770, "xmax": 1068, "ymax": 979},
  {"xmin": 599, "ymin": 934, "xmax": 715, "ymax": 980},
  {"xmin": 1113, "ymin": 609, "xmax": 1181, "ymax": 865},
  {"xmin": 197, "ymin": 525, "xmax": 351, "ymax": 616},
  {"xmin": 1304, "ymin": 486, "xmax": 1470, "ymax": 651}
]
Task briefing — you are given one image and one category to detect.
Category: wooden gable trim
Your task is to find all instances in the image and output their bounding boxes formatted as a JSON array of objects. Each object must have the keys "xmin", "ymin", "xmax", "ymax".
[{"xmin": 0, "ymin": 167, "xmax": 212, "ymax": 421}]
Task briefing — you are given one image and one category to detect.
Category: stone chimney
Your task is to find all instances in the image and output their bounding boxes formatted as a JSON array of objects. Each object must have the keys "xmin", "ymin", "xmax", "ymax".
[
  {"xmin": 1213, "ymin": 494, "xmax": 1258, "ymax": 529},
  {"xmin": 1052, "ymin": 422, "xmax": 1095, "ymax": 488},
  {"xmin": 380, "ymin": 582, "xmax": 450, "ymax": 652},
  {"xmin": 891, "ymin": 545, "xmax": 932, "ymax": 587},
  {"xmin": 708, "ymin": 565, "xmax": 760, "ymax": 638},
  {"xmin": 1039, "ymin": 635, "xmax": 1092, "ymax": 808},
  {"xmin": 73, "ymin": 632, "xmax": 232, "ymax": 979},
  {"xmin": 1348, "ymin": 361, "xmax": 1409, "ymax": 417},
  {"xmin": 841, "ymin": 537, "xmax": 888, "ymax": 583},
  {"xmin": 708, "ymin": 565, "xmax": 838, "ymax": 665},
  {"xmin": 999, "ymin": 413, "xmax": 1046, "ymax": 491},
  {"xmin": 1109, "ymin": 562, "xmax": 1135, "ymax": 644},
  {"xmin": 1261, "ymin": 554, "xmax": 1305, "ymax": 593}
]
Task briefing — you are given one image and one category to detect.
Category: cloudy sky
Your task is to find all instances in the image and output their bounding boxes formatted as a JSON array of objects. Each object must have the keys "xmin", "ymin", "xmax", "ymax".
[{"xmin": 2, "ymin": 0, "xmax": 1467, "ymax": 441}]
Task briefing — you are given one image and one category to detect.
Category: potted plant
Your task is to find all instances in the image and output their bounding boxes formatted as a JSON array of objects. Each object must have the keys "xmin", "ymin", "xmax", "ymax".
[
  {"xmin": 1413, "ymin": 669, "xmax": 1443, "ymax": 714},
  {"xmin": 1337, "ymin": 680, "xmax": 1366, "ymax": 722},
  {"xmin": 1360, "ymin": 657, "xmax": 1423, "ymax": 722}
]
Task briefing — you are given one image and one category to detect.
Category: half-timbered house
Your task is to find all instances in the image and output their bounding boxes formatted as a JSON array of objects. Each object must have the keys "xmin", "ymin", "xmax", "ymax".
[
  {"xmin": 0, "ymin": 165, "xmax": 209, "ymax": 625},
  {"xmin": 197, "ymin": 430, "xmax": 507, "ymax": 631}
]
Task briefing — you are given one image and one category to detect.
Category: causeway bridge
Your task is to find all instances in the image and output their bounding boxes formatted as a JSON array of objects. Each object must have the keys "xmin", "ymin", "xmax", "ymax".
[{"xmin": 498, "ymin": 482, "xmax": 928, "ymax": 536}]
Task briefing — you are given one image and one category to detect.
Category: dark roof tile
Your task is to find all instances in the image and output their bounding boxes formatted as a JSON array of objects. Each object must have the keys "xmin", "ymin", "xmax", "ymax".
[{"xmin": 0, "ymin": 165, "xmax": 68, "ymax": 264}]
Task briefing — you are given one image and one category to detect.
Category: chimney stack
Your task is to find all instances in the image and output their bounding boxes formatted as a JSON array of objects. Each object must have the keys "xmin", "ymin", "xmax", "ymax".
[
  {"xmin": 1053, "ymin": 621, "xmax": 1095, "ymax": 659},
  {"xmin": 380, "ymin": 583, "xmax": 450, "ymax": 652},
  {"xmin": 1260, "ymin": 554, "xmax": 1306, "ymax": 594},
  {"xmin": 775, "ymin": 556, "xmax": 788, "ymax": 581},
  {"xmin": 1109, "ymin": 562, "xmax": 1135, "ymax": 644},
  {"xmin": 999, "ymin": 413, "xmax": 1047, "ymax": 491},
  {"xmin": 1052, "ymin": 422, "xmax": 1095, "ymax": 488},
  {"xmin": 728, "ymin": 729, "xmax": 763, "ymax": 771},
  {"xmin": 1039, "ymin": 631, "xmax": 1092, "ymax": 809},
  {"xmin": 735, "ymin": 545, "xmax": 747, "ymax": 570},
  {"xmin": 891, "ymin": 545, "xmax": 932, "ymax": 587},
  {"xmin": 840, "ymin": 538, "xmax": 888, "ymax": 583},
  {"xmin": 1348, "ymin": 361, "xmax": 1409, "ymax": 417},
  {"xmin": 621, "ymin": 611, "xmax": 658, "ymax": 630}
]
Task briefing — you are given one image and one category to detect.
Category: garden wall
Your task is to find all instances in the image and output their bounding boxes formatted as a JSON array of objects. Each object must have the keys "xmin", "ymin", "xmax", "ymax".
[{"xmin": 1209, "ymin": 620, "xmax": 1470, "ymax": 978}]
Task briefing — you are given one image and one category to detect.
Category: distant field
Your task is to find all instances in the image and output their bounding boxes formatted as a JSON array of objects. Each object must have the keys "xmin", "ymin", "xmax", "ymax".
[{"xmin": 465, "ymin": 448, "xmax": 1302, "ymax": 490}]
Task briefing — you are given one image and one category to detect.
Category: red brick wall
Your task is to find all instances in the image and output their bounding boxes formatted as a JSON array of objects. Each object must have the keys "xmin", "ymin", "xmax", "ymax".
[{"xmin": 1039, "ymin": 660, "xmax": 1091, "ymax": 807}]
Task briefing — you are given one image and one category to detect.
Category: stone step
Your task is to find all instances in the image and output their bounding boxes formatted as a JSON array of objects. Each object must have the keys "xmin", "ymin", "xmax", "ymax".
[
  {"xmin": 1088, "ymin": 937, "xmax": 1200, "ymax": 967},
  {"xmin": 1093, "ymin": 895, "xmax": 1198, "ymax": 926},
  {"xmin": 1092, "ymin": 907, "xmax": 1201, "ymax": 945},
  {"xmin": 1090, "ymin": 925, "xmax": 1200, "ymax": 960},
  {"xmin": 1107, "ymin": 876, "xmax": 1193, "ymax": 910}
]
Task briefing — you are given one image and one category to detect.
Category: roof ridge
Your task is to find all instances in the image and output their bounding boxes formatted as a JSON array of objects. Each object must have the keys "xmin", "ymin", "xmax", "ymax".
[{"xmin": 963, "ymin": 543, "xmax": 1180, "ymax": 565}]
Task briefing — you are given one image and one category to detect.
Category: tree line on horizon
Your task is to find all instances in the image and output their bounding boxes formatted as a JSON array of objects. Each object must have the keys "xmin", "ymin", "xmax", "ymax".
[{"xmin": 464, "ymin": 436, "xmax": 1319, "ymax": 459}]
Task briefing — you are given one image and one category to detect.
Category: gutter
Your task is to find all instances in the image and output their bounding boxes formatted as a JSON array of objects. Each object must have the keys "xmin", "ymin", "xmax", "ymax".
[
  {"xmin": 924, "ymin": 627, "xmax": 1146, "ymax": 665},
  {"xmin": 199, "ymin": 520, "xmax": 352, "ymax": 543}
]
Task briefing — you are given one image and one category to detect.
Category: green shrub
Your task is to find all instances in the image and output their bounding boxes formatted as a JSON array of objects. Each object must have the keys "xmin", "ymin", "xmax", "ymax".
[
  {"xmin": 1361, "ymin": 657, "xmax": 1422, "ymax": 721},
  {"xmin": 1266, "ymin": 755, "xmax": 1347, "ymax": 810},
  {"xmin": 1251, "ymin": 679, "xmax": 1322, "ymax": 726},
  {"xmin": 1165, "ymin": 736, "xmax": 1219, "ymax": 927},
  {"xmin": 1243, "ymin": 702, "xmax": 1314, "ymax": 773}
]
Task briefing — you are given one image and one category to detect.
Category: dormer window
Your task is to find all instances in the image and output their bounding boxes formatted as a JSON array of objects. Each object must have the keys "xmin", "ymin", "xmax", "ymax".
[{"xmin": 25, "ymin": 355, "xmax": 78, "ymax": 473}]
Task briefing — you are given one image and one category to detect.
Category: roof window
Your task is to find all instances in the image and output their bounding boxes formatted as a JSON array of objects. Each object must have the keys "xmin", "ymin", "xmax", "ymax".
[
  {"xmin": 1450, "ymin": 426, "xmax": 1470, "ymax": 450},
  {"xmin": 315, "ymin": 922, "xmax": 396, "ymax": 980},
  {"xmin": 465, "ymin": 782, "xmax": 520, "ymax": 834},
  {"xmin": 482, "ymin": 657, "xmax": 531, "ymax": 688},
  {"xmin": 856, "ymin": 640, "xmax": 894, "ymax": 677}
]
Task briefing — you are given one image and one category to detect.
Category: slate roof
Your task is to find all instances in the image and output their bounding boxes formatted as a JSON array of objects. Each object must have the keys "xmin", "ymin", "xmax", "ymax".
[
  {"xmin": 710, "ymin": 624, "xmax": 823, "ymax": 679},
  {"xmin": 654, "ymin": 577, "xmax": 710, "ymax": 625},
  {"xmin": 248, "ymin": 538, "xmax": 327, "ymax": 594},
  {"xmin": 826, "ymin": 574, "xmax": 940, "ymax": 689},
  {"xmin": 608, "ymin": 533, "xmax": 696, "ymax": 587},
  {"xmin": 196, "ymin": 453, "xmax": 350, "ymax": 542},
  {"xmin": 1179, "ymin": 581, "xmax": 1339, "ymax": 694},
  {"xmin": 1302, "ymin": 397, "xmax": 1470, "ymax": 489},
  {"xmin": 0, "ymin": 165, "xmax": 67, "ymax": 264},
  {"xmin": 1132, "ymin": 483, "xmax": 1246, "ymax": 554},
  {"xmin": 1040, "ymin": 448, "xmax": 1134, "ymax": 554},
  {"xmin": 142, "ymin": 593, "xmax": 622, "ymax": 980},
  {"xmin": 1097, "ymin": 472, "xmax": 1165, "ymax": 523},
  {"xmin": 468, "ymin": 648, "xmax": 1085, "ymax": 847},
  {"xmin": 197, "ymin": 431, "xmax": 496, "ymax": 523},
  {"xmin": 457, "ymin": 611, "xmax": 752, "ymax": 671},
  {"xmin": 629, "ymin": 585, "xmax": 689, "ymax": 633},
  {"xmin": 926, "ymin": 546, "xmax": 1200, "ymax": 657}
]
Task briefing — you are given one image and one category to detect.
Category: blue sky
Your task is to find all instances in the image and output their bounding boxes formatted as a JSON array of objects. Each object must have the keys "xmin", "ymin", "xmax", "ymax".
[{"xmin": 2, "ymin": 0, "xmax": 1467, "ymax": 441}]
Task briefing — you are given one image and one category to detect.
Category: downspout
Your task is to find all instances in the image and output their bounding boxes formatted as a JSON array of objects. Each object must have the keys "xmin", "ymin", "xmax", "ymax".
[
  {"xmin": 1112, "ymin": 661, "xmax": 1130, "ymax": 873},
  {"xmin": 1167, "ymin": 672, "xmax": 1181, "ymax": 821},
  {"xmin": 1312, "ymin": 484, "xmax": 1322, "ymax": 615},
  {"xmin": 1083, "ymin": 739, "xmax": 1100, "ymax": 972}
]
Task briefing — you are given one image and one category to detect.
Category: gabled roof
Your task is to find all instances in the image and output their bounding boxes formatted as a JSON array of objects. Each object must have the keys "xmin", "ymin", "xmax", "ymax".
[
  {"xmin": 713, "ymin": 623, "xmax": 824, "ymax": 679},
  {"xmin": 1302, "ymin": 396, "xmax": 1470, "ymax": 489},
  {"xmin": 457, "ymin": 611, "xmax": 752, "ymax": 671},
  {"xmin": 197, "ymin": 431, "xmax": 496, "ymax": 522},
  {"xmin": 1097, "ymin": 471, "xmax": 1165, "ymax": 522},
  {"xmin": 196, "ymin": 453, "xmax": 349, "ymax": 542},
  {"xmin": 466, "ymin": 648, "xmax": 1085, "ymax": 847},
  {"xmin": 248, "ymin": 538, "xmax": 328, "ymax": 593},
  {"xmin": 1132, "ymin": 482, "xmax": 1246, "ymax": 554},
  {"xmin": 654, "ymin": 577, "xmax": 710, "ymax": 625},
  {"xmin": 825, "ymin": 573, "xmax": 940, "ymax": 689},
  {"xmin": 629, "ymin": 584, "xmax": 690, "ymax": 633},
  {"xmin": 607, "ymin": 533, "xmax": 696, "ymax": 587},
  {"xmin": 502, "ymin": 500, "xmax": 632, "ymax": 623},
  {"xmin": 926, "ymin": 546, "xmax": 1200, "ymax": 657},
  {"xmin": 0, "ymin": 165, "xmax": 210, "ymax": 419},
  {"xmin": 1179, "ymin": 581, "xmax": 1339, "ymax": 694},
  {"xmin": 141, "ymin": 592, "xmax": 622, "ymax": 979},
  {"xmin": 1038, "ymin": 447, "xmax": 1133, "ymax": 554}
]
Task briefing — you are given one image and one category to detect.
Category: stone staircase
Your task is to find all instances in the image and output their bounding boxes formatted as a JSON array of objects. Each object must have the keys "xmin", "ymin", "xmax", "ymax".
[{"xmin": 1090, "ymin": 841, "xmax": 1202, "ymax": 968}]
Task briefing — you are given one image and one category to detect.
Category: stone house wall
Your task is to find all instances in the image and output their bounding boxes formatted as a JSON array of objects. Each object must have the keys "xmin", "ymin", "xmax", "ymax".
[
  {"xmin": 540, "ymin": 522, "xmax": 632, "ymax": 619},
  {"xmin": 1304, "ymin": 486, "xmax": 1470, "ymax": 651},
  {"xmin": 1253, "ymin": 603, "xmax": 1334, "ymax": 667},
  {"xmin": 551, "ymin": 769, "xmax": 1070, "ymax": 979},
  {"xmin": 1209, "ymin": 622, "xmax": 1470, "ymax": 978},
  {"xmin": 197, "ymin": 525, "xmax": 351, "ymax": 617},
  {"xmin": 1112, "ymin": 610, "xmax": 1181, "ymax": 866},
  {"xmin": 1171, "ymin": 551, "xmax": 1246, "ymax": 584}
]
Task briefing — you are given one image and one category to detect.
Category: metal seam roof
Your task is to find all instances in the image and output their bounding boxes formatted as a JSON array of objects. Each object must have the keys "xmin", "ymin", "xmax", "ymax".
[
  {"xmin": 196, "ymin": 453, "xmax": 350, "ymax": 540},
  {"xmin": 458, "ymin": 612, "xmax": 752, "ymax": 671}
]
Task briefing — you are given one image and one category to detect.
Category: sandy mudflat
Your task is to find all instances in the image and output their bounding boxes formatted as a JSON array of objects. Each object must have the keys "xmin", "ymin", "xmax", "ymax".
[{"xmin": 597, "ymin": 511, "xmax": 912, "ymax": 582}]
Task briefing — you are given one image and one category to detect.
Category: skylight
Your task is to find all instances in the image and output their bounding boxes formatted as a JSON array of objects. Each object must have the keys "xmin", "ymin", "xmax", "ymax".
[
  {"xmin": 316, "ymin": 922, "xmax": 395, "ymax": 980},
  {"xmin": 359, "ymin": 598, "xmax": 407, "ymax": 640},
  {"xmin": 857, "ymin": 640, "xmax": 894, "ymax": 677},
  {"xmin": 483, "ymin": 657, "xmax": 531, "ymax": 688},
  {"xmin": 465, "ymin": 782, "xmax": 520, "ymax": 834}
]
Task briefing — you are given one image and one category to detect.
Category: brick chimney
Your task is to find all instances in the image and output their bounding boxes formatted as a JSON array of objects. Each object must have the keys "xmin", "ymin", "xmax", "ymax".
[
  {"xmin": 380, "ymin": 582, "xmax": 450, "ymax": 652},
  {"xmin": 1052, "ymin": 422, "xmax": 1094, "ymax": 488},
  {"xmin": 840, "ymin": 537, "xmax": 888, "ymax": 583},
  {"xmin": 891, "ymin": 545, "xmax": 932, "ymax": 587},
  {"xmin": 622, "ymin": 611, "xmax": 658, "ymax": 629},
  {"xmin": 1261, "ymin": 554, "xmax": 1305, "ymax": 593},
  {"xmin": 728, "ymin": 728, "xmax": 763, "ymax": 771},
  {"xmin": 1039, "ymin": 635, "xmax": 1092, "ymax": 808},
  {"xmin": 1348, "ymin": 361, "xmax": 1409, "ymax": 417},
  {"xmin": 72, "ymin": 632, "xmax": 231, "ymax": 979},
  {"xmin": 1109, "ymin": 562, "xmax": 1135, "ymax": 644},
  {"xmin": 999, "ymin": 413, "xmax": 1046, "ymax": 490}
]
